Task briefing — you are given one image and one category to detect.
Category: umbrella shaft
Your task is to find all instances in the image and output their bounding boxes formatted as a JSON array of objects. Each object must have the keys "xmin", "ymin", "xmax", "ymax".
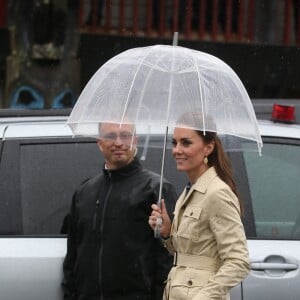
[{"xmin": 158, "ymin": 126, "xmax": 168, "ymax": 205}]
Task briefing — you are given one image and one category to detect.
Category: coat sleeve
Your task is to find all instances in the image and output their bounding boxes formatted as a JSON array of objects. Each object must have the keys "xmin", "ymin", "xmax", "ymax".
[
  {"xmin": 61, "ymin": 193, "xmax": 78, "ymax": 300},
  {"xmin": 152, "ymin": 181, "xmax": 178, "ymax": 300},
  {"xmin": 195, "ymin": 187, "xmax": 250, "ymax": 300}
]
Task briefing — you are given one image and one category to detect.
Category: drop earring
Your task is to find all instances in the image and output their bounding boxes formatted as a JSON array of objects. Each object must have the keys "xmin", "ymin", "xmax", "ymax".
[{"xmin": 203, "ymin": 156, "xmax": 208, "ymax": 164}]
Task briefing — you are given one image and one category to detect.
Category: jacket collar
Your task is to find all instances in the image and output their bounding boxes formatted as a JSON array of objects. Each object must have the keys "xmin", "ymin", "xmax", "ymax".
[
  {"xmin": 192, "ymin": 166, "xmax": 218, "ymax": 194},
  {"xmin": 181, "ymin": 167, "xmax": 218, "ymax": 202},
  {"xmin": 181, "ymin": 167, "xmax": 218, "ymax": 205},
  {"xmin": 102, "ymin": 157, "xmax": 142, "ymax": 181}
]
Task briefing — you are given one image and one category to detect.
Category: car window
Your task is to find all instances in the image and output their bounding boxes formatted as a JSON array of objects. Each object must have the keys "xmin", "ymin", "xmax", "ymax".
[
  {"xmin": 243, "ymin": 138, "xmax": 300, "ymax": 239},
  {"xmin": 0, "ymin": 138, "xmax": 102, "ymax": 235},
  {"xmin": 0, "ymin": 137, "xmax": 185, "ymax": 236},
  {"xmin": 19, "ymin": 140, "xmax": 103, "ymax": 235}
]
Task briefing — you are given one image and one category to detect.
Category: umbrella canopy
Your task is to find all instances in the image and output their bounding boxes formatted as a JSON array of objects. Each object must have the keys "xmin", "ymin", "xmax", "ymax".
[{"xmin": 67, "ymin": 44, "xmax": 262, "ymax": 153}]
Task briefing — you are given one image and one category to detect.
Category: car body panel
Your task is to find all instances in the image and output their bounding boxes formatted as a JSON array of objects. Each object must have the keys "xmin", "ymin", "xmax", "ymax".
[
  {"xmin": 0, "ymin": 238, "xmax": 66, "ymax": 300},
  {"xmin": 1, "ymin": 106, "xmax": 300, "ymax": 300},
  {"xmin": 244, "ymin": 240, "xmax": 300, "ymax": 300}
]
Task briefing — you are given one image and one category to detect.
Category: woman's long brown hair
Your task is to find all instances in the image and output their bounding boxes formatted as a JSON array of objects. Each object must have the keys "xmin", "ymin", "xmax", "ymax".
[{"xmin": 198, "ymin": 131, "xmax": 243, "ymax": 216}]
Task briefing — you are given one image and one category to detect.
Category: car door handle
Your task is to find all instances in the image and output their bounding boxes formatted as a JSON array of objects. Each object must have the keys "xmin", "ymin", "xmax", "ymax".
[{"xmin": 251, "ymin": 262, "xmax": 298, "ymax": 271}]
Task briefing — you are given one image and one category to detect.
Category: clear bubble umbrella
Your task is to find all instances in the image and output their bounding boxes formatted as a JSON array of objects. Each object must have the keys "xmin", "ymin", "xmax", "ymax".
[{"xmin": 66, "ymin": 44, "xmax": 263, "ymax": 236}]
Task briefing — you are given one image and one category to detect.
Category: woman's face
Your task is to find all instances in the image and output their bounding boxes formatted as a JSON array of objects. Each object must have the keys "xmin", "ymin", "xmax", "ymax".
[{"xmin": 172, "ymin": 127, "xmax": 214, "ymax": 182}]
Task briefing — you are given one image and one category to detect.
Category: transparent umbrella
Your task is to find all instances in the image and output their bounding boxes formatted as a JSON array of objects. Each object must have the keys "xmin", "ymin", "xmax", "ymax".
[{"xmin": 66, "ymin": 44, "xmax": 263, "ymax": 236}]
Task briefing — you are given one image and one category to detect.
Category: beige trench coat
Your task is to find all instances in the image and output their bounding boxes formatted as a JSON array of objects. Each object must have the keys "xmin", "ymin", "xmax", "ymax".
[{"xmin": 163, "ymin": 167, "xmax": 250, "ymax": 300}]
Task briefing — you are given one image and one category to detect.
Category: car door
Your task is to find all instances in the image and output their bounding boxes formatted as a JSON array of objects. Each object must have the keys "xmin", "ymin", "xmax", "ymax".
[
  {"xmin": 0, "ymin": 137, "xmax": 102, "ymax": 300},
  {"xmin": 0, "ymin": 134, "xmax": 185, "ymax": 300},
  {"xmin": 240, "ymin": 137, "xmax": 300, "ymax": 300}
]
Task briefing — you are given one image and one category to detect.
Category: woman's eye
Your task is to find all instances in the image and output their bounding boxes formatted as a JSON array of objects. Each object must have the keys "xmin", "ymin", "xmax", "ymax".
[
  {"xmin": 172, "ymin": 139, "xmax": 192, "ymax": 147},
  {"xmin": 181, "ymin": 139, "xmax": 192, "ymax": 146}
]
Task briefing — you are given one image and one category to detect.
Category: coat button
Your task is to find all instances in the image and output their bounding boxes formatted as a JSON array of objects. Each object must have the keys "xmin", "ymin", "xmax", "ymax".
[
  {"xmin": 188, "ymin": 280, "xmax": 193, "ymax": 285},
  {"xmin": 190, "ymin": 212, "xmax": 193, "ymax": 216}
]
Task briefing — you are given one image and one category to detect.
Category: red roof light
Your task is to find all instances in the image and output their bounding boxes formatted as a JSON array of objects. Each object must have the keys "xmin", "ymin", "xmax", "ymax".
[{"xmin": 271, "ymin": 104, "xmax": 296, "ymax": 123}]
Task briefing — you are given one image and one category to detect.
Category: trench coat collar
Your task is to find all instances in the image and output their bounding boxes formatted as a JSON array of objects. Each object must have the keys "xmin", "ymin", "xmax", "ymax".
[
  {"xmin": 102, "ymin": 157, "xmax": 142, "ymax": 181},
  {"xmin": 192, "ymin": 166, "xmax": 218, "ymax": 194},
  {"xmin": 180, "ymin": 167, "xmax": 218, "ymax": 206}
]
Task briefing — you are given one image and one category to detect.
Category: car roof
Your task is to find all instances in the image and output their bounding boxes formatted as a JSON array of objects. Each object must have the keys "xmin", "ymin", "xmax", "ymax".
[
  {"xmin": 0, "ymin": 109, "xmax": 73, "ymax": 139},
  {"xmin": 258, "ymin": 120, "xmax": 300, "ymax": 139},
  {"xmin": 253, "ymin": 98, "xmax": 300, "ymax": 139},
  {"xmin": 1, "ymin": 118, "xmax": 300, "ymax": 140},
  {"xmin": 1, "ymin": 105, "xmax": 300, "ymax": 140},
  {"xmin": 252, "ymin": 98, "xmax": 300, "ymax": 121}
]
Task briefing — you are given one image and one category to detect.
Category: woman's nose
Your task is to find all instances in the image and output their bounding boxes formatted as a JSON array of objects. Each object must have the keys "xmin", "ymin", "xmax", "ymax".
[{"xmin": 172, "ymin": 144, "xmax": 182, "ymax": 154}]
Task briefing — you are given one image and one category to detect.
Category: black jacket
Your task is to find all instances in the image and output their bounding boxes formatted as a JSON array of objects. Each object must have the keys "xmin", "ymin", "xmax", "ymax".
[{"xmin": 62, "ymin": 158, "xmax": 177, "ymax": 300}]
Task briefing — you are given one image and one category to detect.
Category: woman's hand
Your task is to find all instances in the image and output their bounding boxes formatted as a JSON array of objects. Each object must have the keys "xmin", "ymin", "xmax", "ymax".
[{"xmin": 148, "ymin": 199, "xmax": 171, "ymax": 239}]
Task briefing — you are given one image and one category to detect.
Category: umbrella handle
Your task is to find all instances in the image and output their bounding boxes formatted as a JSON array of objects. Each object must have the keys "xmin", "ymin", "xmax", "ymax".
[{"xmin": 154, "ymin": 216, "xmax": 162, "ymax": 238}]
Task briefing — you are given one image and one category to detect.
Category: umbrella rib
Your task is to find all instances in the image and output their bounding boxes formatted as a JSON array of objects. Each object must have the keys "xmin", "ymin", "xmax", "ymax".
[
  {"xmin": 135, "ymin": 47, "xmax": 163, "ymax": 125},
  {"xmin": 158, "ymin": 48, "xmax": 176, "ymax": 203},
  {"xmin": 192, "ymin": 52, "xmax": 206, "ymax": 134},
  {"xmin": 120, "ymin": 47, "xmax": 157, "ymax": 125},
  {"xmin": 136, "ymin": 48, "xmax": 168, "ymax": 160}
]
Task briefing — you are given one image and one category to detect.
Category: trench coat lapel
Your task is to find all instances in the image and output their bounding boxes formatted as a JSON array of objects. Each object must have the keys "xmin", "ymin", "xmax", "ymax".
[
  {"xmin": 182, "ymin": 167, "xmax": 217, "ymax": 207},
  {"xmin": 193, "ymin": 167, "xmax": 218, "ymax": 194},
  {"xmin": 173, "ymin": 167, "xmax": 218, "ymax": 230}
]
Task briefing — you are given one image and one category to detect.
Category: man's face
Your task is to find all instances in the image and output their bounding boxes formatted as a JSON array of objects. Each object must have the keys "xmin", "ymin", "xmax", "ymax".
[{"xmin": 97, "ymin": 123, "xmax": 137, "ymax": 169}]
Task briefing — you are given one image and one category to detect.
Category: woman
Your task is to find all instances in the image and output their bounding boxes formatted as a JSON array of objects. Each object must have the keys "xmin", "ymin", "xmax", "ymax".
[{"xmin": 149, "ymin": 114, "xmax": 250, "ymax": 300}]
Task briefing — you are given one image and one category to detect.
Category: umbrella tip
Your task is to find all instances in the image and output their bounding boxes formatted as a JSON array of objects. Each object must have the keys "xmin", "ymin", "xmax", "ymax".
[{"xmin": 172, "ymin": 32, "xmax": 178, "ymax": 46}]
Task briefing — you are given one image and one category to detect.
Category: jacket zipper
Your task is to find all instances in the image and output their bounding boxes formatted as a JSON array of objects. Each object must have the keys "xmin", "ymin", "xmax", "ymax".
[{"xmin": 98, "ymin": 171, "xmax": 112, "ymax": 300}]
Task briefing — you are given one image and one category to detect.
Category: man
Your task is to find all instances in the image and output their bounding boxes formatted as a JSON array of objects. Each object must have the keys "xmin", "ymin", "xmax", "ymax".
[{"xmin": 62, "ymin": 121, "xmax": 177, "ymax": 300}]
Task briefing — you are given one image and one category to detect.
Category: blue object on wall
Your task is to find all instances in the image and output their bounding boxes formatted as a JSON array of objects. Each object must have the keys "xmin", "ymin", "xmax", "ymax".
[
  {"xmin": 10, "ymin": 85, "xmax": 44, "ymax": 108},
  {"xmin": 52, "ymin": 88, "xmax": 76, "ymax": 108}
]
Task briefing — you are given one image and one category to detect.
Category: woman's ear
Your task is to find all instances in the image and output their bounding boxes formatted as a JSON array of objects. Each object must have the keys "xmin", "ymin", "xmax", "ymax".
[{"xmin": 205, "ymin": 141, "xmax": 215, "ymax": 156}]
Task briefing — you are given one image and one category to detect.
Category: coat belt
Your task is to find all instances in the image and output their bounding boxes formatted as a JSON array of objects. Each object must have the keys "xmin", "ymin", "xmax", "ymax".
[{"xmin": 173, "ymin": 252, "xmax": 221, "ymax": 272}]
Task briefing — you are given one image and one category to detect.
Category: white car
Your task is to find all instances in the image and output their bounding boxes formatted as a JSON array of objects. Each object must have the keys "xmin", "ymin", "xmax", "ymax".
[{"xmin": 0, "ymin": 101, "xmax": 300, "ymax": 300}]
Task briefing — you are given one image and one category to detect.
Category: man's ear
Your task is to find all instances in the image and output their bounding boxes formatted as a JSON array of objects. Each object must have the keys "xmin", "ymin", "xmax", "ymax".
[{"xmin": 97, "ymin": 139, "xmax": 103, "ymax": 152}]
